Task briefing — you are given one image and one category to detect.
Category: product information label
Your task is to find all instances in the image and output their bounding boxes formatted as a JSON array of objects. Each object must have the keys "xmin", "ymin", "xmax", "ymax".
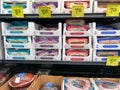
[
  {"xmin": 106, "ymin": 4, "xmax": 120, "ymax": 17},
  {"xmin": 39, "ymin": 6, "xmax": 51, "ymax": 18},
  {"xmin": 15, "ymin": 77, "xmax": 20, "ymax": 83},
  {"xmin": 106, "ymin": 56, "xmax": 119, "ymax": 66},
  {"xmin": 12, "ymin": 6, "xmax": 24, "ymax": 18},
  {"xmin": 72, "ymin": 5, "xmax": 84, "ymax": 17}
]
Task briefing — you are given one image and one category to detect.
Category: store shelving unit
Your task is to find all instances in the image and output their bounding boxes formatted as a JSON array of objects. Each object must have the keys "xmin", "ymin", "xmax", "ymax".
[{"xmin": 1, "ymin": 13, "xmax": 120, "ymax": 77}]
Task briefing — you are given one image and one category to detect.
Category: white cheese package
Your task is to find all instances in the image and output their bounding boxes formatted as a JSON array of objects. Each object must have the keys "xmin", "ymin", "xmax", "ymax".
[
  {"xmin": 1, "ymin": 21, "xmax": 34, "ymax": 36},
  {"xmin": 1, "ymin": 0, "xmax": 32, "ymax": 14},
  {"xmin": 31, "ymin": 22, "xmax": 62, "ymax": 36},
  {"xmin": 94, "ymin": 0, "xmax": 120, "ymax": 13},
  {"xmin": 63, "ymin": 36, "xmax": 92, "ymax": 49},
  {"xmin": 93, "ymin": 22, "xmax": 120, "ymax": 36},
  {"xmin": 33, "ymin": 48, "xmax": 61, "ymax": 61},
  {"xmin": 32, "ymin": 0, "xmax": 61, "ymax": 14},
  {"xmin": 33, "ymin": 36, "xmax": 62, "ymax": 49},
  {"xmin": 61, "ymin": 0, "xmax": 93, "ymax": 13},
  {"xmin": 63, "ymin": 48, "xmax": 92, "ymax": 61},
  {"xmin": 63, "ymin": 23, "xmax": 93, "ymax": 37},
  {"xmin": 64, "ymin": 19, "xmax": 93, "ymax": 36}
]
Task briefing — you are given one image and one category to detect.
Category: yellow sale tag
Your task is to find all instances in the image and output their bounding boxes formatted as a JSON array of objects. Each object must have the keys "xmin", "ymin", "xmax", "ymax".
[
  {"xmin": 106, "ymin": 4, "xmax": 120, "ymax": 17},
  {"xmin": 72, "ymin": 5, "xmax": 84, "ymax": 17},
  {"xmin": 39, "ymin": 6, "xmax": 51, "ymax": 17},
  {"xmin": 106, "ymin": 56, "xmax": 119, "ymax": 66},
  {"xmin": 12, "ymin": 6, "xmax": 24, "ymax": 18}
]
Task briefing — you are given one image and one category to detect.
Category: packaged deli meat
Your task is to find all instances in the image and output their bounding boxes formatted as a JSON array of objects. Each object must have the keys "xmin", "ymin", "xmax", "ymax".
[
  {"xmin": 65, "ymin": 78, "xmax": 91, "ymax": 90},
  {"xmin": 64, "ymin": 1, "xmax": 90, "ymax": 9},
  {"xmin": 66, "ymin": 49, "xmax": 89, "ymax": 56},
  {"xmin": 8, "ymin": 73, "xmax": 35, "ymax": 88},
  {"xmin": 66, "ymin": 37, "xmax": 88, "ymax": 44},
  {"xmin": 95, "ymin": 78, "xmax": 120, "ymax": 90},
  {"xmin": 66, "ymin": 19, "xmax": 85, "ymax": 26},
  {"xmin": 66, "ymin": 19, "xmax": 90, "ymax": 31}
]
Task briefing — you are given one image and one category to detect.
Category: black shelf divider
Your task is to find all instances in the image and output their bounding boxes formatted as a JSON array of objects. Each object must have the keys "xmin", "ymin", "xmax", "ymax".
[
  {"xmin": 0, "ymin": 13, "xmax": 120, "ymax": 21},
  {"xmin": 2, "ymin": 60, "xmax": 108, "ymax": 66}
]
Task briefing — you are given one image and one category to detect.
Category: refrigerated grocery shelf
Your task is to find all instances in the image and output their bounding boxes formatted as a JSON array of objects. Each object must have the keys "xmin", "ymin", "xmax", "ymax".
[{"xmin": 1, "ymin": 13, "xmax": 120, "ymax": 66}]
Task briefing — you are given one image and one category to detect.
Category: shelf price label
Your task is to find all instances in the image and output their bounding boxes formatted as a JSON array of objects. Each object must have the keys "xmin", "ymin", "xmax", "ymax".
[
  {"xmin": 106, "ymin": 56, "xmax": 119, "ymax": 66},
  {"xmin": 106, "ymin": 4, "xmax": 120, "ymax": 17},
  {"xmin": 12, "ymin": 6, "xmax": 24, "ymax": 18},
  {"xmin": 39, "ymin": 6, "xmax": 51, "ymax": 18},
  {"xmin": 72, "ymin": 5, "xmax": 84, "ymax": 17}
]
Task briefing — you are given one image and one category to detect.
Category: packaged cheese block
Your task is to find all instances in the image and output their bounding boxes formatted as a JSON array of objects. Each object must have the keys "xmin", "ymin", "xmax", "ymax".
[{"xmin": 8, "ymin": 73, "xmax": 35, "ymax": 88}]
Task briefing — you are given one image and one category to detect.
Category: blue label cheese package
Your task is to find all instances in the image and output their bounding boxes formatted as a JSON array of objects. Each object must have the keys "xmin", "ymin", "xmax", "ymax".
[
  {"xmin": 1, "ymin": 21, "xmax": 34, "ymax": 36},
  {"xmin": 93, "ymin": 49, "xmax": 120, "ymax": 62},
  {"xmin": 5, "ymin": 48, "xmax": 33, "ymax": 60},
  {"xmin": 4, "ymin": 36, "xmax": 32, "ymax": 48},
  {"xmin": 1, "ymin": 0, "xmax": 32, "ymax": 14},
  {"xmin": 93, "ymin": 36, "xmax": 120, "ymax": 49}
]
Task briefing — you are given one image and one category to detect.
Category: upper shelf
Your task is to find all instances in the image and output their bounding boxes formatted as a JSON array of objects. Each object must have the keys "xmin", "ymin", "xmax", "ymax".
[{"xmin": 0, "ymin": 13, "xmax": 120, "ymax": 21}]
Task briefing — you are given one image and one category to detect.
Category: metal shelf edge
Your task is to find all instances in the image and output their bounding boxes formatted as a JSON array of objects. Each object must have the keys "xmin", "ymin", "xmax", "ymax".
[
  {"xmin": 0, "ymin": 13, "xmax": 120, "ymax": 20},
  {"xmin": 2, "ymin": 60, "xmax": 107, "ymax": 66}
]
